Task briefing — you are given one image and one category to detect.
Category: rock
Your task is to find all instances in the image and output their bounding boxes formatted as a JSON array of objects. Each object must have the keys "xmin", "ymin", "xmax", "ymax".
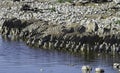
[
  {"xmin": 0, "ymin": 19, "xmax": 5, "ymax": 32},
  {"xmin": 79, "ymin": 0, "xmax": 90, "ymax": 3},
  {"xmin": 62, "ymin": 27, "xmax": 74, "ymax": 33},
  {"xmin": 13, "ymin": 0, "xmax": 20, "ymax": 2},
  {"xmin": 103, "ymin": 28, "xmax": 111, "ymax": 33},
  {"xmin": 85, "ymin": 20, "xmax": 99, "ymax": 32},
  {"xmin": 107, "ymin": 0, "xmax": 112, "ymax": 2},
  {"xmin": 113, "ymin": 63, "xmax": 120, "ymax": 69},
  {"xmin": 20, "ymin": 4, "xmax": 31, "ymax": 11},
  {"xmin": 113, "ymin": 0, "xmax": 120, "ymax": 4},
  {"xmin": 2, "ymin": 18, "xmax": 22, "ymax": 29},
  {"xmin": 21, "ymin": 0, "xmax": 34, "ymax": 2},
  {"xmin": 81, "ymin": 65, "xmax": 92, "ymax": 73},
  {"xmin": 77, "ymin": 25, "xmax": 86, "ymax": 33},
  {"xmin": 78, "ymin": 0, "xmax": 109, "ymax": 3},
  {"xmin": 95, "ymin": 68, "xmax": 104, "ymax": 73},
  {"xmin": 1, "ymin": 18, "xmax": 21, "ymax": 36}
]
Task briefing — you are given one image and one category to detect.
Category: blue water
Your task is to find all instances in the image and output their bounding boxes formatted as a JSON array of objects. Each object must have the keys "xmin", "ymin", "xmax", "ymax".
[{"xmin": 0, "ymin": 36, "xmax": 119, "ymax": 73}]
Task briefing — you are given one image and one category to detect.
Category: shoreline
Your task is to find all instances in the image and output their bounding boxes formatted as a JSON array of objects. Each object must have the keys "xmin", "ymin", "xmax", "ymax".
[{"xmin": 0, "ymin": 0, "xmax": 120, "ymax": 54}]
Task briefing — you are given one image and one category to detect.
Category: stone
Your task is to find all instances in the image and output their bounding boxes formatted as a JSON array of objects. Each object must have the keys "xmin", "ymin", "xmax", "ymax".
[
  {"xmin": 113, "ymin": 63, "xmax": 120, "ymax": 69},
  {"xmin": 113, "ymin": 0, "xmax": 120, "ymax": 4},
  {"xmin": 79, "ymin": 0, "xmax": 90, "ymax": 3},
  {"xmin": 2, "ymin": 18, "xmax": 22, "ymax": 29},
  {"xmin": 62, "ymin": 27, "xmax": 74, "ymax": 33},
  {"xmin": 43, "ymin": 42, "xmax": 48, "ymax": 49},
  {"xmin": 85, "ymin": 20, "xmax": 99, "ymax": 32},
  {"xmin": 77, "ymin": 25, "xmax": 86, "ymax": 33},
  {"xmin": 81, "ymin": 65, "xmax": 92, "ymax": 73},
  {"xmin": 20, "ymin": 4, "xmax": 31, "ymax": 11},
  {"xmin": 95, "ymin": 68, "xmax": 104, "ymax": 73},
  {"xmin": 13, "ymin": 0, "xmax": 20, "ymax": 2}
]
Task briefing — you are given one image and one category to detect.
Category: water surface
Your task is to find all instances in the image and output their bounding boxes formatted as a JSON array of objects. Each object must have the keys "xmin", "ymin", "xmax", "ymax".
[{"xmin": 0, "ymin": 36, "xmax": 119, "ymax": 73}]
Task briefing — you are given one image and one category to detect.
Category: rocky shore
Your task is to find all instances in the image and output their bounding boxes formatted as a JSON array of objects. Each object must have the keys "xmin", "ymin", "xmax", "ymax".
[{"xmin": 0, "ymin": 0, "xmax": 120, "ymax": 54}]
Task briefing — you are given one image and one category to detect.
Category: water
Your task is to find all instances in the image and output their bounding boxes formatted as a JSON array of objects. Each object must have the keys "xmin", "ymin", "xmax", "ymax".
[{"xmin": 0, "ymin": 36, "xmax": 119, "ymax": 73}]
